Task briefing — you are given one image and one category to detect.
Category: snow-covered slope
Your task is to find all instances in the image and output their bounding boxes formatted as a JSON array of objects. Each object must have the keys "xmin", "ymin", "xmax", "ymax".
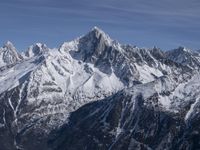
[
  {"xmin": 166, "ymin": 46, "xmax": 200, "ymax": 69},
  {"xmin": 51, "ymin": 73, "xmax": 200, "ymax": 150},
  {"xmin": 0, "ymin": 27, "xmax": 200, "ymax": 150}
]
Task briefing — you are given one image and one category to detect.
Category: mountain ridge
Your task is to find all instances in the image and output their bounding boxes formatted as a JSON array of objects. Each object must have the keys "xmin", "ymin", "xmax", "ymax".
[{"xmin": 0, "ymin": 27, "xmax": 200, "ymax": 150}]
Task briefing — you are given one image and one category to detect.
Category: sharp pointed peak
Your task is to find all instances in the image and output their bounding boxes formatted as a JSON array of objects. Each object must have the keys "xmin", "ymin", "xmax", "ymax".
[
  {"xmin": 91, "ymin": 26, "xmax": 103, "ymax": 32},
  {"xmin": 89, "ymin": 26, "xmax": 109, "ymax": 36},
  {"xmin": 81, "ymin": 26, "xmax": 113, "ymax": 45},
  {"xmin": 3, "ymin": 41, "xmax": 14, "ymax": 47},
  {"xmin": 5, "ymin": 40, "xmax": 13, "ymax": 45},
  {"xmin": 2, "ymin": 41, "xmax": 17, "ymax": 51}
]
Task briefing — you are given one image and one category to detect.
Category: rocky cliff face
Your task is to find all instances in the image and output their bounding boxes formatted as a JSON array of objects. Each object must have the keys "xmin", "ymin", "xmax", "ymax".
[
  {"xmin": 0, "ymin": 27, "xmax": 200, "ymax": 150},
  {"xmin": 50, "ymin": 85, "xmax": 200, "ymax": 150}
]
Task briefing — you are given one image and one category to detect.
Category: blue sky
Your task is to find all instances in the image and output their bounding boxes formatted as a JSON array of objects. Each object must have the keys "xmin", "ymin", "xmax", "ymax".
[{"xmin": 0, "ymin": 0, "xmax": 200, "ymax": 51}]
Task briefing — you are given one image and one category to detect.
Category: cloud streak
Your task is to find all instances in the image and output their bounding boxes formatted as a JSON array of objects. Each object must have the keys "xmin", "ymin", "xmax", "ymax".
[{"xmin": 0, "ymin": 0, "xmax": 200, "ymax": 50}]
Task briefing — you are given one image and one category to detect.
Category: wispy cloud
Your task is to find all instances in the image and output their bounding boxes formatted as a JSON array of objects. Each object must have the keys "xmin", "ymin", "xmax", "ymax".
[{"xmin": 0, "ymin": 0, "xmax": 200, "ymax": 50}]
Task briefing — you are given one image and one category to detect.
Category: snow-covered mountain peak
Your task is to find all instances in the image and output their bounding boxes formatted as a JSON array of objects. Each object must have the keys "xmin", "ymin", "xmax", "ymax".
[
  {"xmin": 91, "ymin": 26, "xmax": 109, "ymax": 36},
  {"xmin": 177, "ymin": 46, "xmax": 192, "ymax": 53},
  {"xmin": 0, "ymin": 41, "xmax": 22, "ymax": 67},
  {"xmin": 71, "ymin": 27, "xmax": 117, "ymax": 60},
  {"xmin": 58, "ymin": 27, "xmax": 113, "ymax": 56},
  {"xmin": 86, "ymin": 26, "xmax": 113, "ymax": 45},
  {"xmin": 92, "ymin": 26, "xmax": 101, "ymax": 31},
  {"xmin": 25, "ymin": 43, "xmax": 49, "ymax": 58},
  {"xmin": 166, "ymin": 46, "xmax": 200, "ymax": 69},
  {"xmin": 35, "ymin": 42, "xmax": 46, "ymax": 48},
  {"xmin": 58, "ymin": 39, "xmax": 79, "ymax": 54},
  {"xmin": 166, "ymin": 46, "xmax": 192, "ymax": 55},
  {"xmin": 2, "ymin": 28, "xmax": 200, "ymax": 150},
  {"xmin": 2, "ymin": 41, "xmax": 19, "ymax": 55},
  {"xmin": 3, "ymin": 41, "xmax": 15, "ymax": 49},
  {"xmin": 91, "ymin": 26, "xmax": 107, "ymax": 35},
  {"xmin": 149, "ymin": 46, "xmax": 166, "ymax": 60}
]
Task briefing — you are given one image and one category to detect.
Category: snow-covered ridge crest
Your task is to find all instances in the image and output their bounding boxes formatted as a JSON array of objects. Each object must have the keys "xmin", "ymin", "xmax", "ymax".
[
  {"xmin": 91, "ymin": 26, "xmax": 113, "ymax": 44},
  {"xmin": 1, "ymin": 26, "xmax": 200, "ymax": 149},
  {"xmin": 59, "ymin": 26, "xmax": 113, "ymax": 53},
  {"xmin": 166, "ymin": 46, "xmax": 200, "ymax": 69},
  {"xmin": 0, "ymin": 26, "xmax": 198, "ymax": 93},
  {"xmin": 24, "ymin": 43, "xmax": 49, "ymax": 58}
]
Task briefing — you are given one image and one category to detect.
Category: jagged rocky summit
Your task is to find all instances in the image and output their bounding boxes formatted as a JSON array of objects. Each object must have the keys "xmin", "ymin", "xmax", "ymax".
[{"xmin": 0, "ymin": 27, "xmax": 200, "ymax": 150}]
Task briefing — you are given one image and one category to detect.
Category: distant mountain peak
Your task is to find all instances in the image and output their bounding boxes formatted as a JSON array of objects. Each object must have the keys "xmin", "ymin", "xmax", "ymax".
[
  {"xmin": 85, "ymin": 26, "xmax": 113, "ymax": 44},
  {"xmin": 4, "ymin": 40, "xmax": 13, "ymax": 46},
  {"xmin": 35, "ymin": 42, "xmax": 46, "ymax": 48},
  {"xmin": 25, "ymin": 43, "xmax": 48, "ymax": 58},
  {"xmin": 93, "ymin": 26, "xmax": 100, "ymax": 29},
  {"xmin": 176, "ymin": 46, "xmax": 191, "ymax": 53},
  {"xmin": 166, "ymin": 46, "xmax": 200, "ymax": 69},
  {"xmin": 91, "ymin": 26, "xmax": 106, "ymax": 35},
  {"xmin": 0, "ymin": 41, "xmax": 22, "ymax": 67},
  {"xmin": 3, "ymin": 41, "xmax": 16, "ymax": 50},
  {"xmin": 58, "ymin": 27, "xmax": 112, "ymax": 55}
]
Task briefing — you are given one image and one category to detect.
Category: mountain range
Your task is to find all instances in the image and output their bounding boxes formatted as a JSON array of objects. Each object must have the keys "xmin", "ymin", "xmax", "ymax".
[{"xmin": 0, "ymin": 27, "xmax": 200, "ymax": 150}]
